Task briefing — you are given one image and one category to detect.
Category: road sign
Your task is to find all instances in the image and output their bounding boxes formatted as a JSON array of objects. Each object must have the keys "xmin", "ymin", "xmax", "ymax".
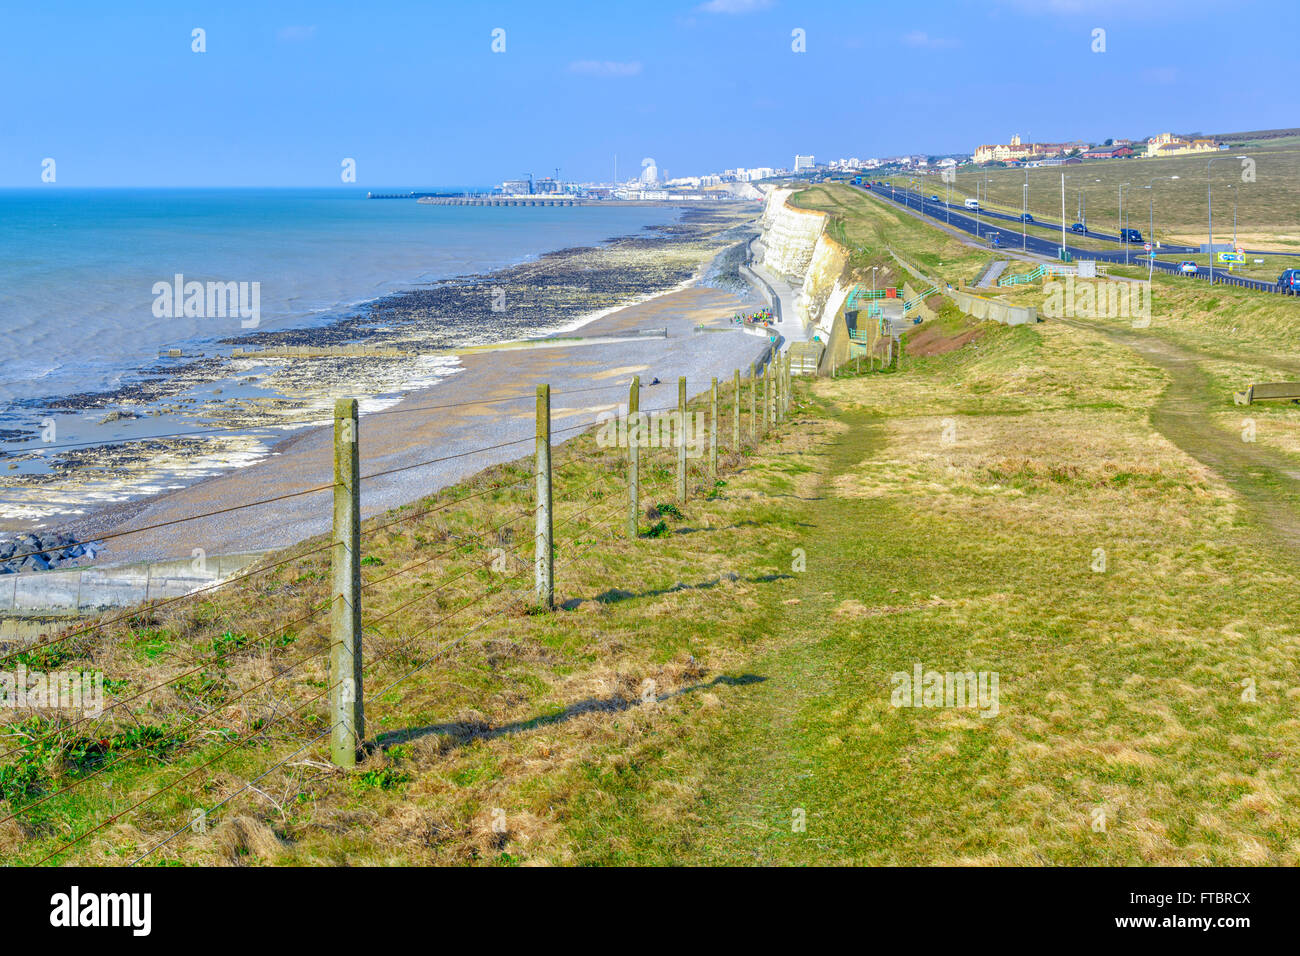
[
  {"xmin": 1143, "ymin": 243, "xmax": 1152, "ymax": 252},
  {"xmin": 1217, "ymin": 252, "xmax": 1244, "ymax": 263}
]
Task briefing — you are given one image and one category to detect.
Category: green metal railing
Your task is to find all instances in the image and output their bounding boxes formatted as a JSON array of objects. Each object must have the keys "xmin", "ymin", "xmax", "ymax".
[
  {"xmin": 997, "ymin": 264, "xmax": 1073, "ymax": 288},
  {"xmin": 846, "ymin": 287, "xmax": 886, "ymax": 308},
  {"xmin": 998, "ymin": 266, "xmax": 1046, "ymax": 287},
  {"xmin": 901, "ymin": 286, "xmax": 937, "ymax": 313}
]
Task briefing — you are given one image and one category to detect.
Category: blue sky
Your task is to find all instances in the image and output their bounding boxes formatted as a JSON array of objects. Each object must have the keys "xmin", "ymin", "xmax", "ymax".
[{"xmin": 2, "ymin": 0, "xmax": 1293, "ymax": 187}]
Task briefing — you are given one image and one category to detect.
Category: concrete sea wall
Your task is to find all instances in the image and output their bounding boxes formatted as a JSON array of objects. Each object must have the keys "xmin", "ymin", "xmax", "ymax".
[{"xmin": 0, "ymin": 551, "xmax": 265, "ymax": 615}]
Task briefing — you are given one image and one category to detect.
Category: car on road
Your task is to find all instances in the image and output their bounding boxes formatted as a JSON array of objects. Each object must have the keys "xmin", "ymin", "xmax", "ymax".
[
  {"xmin": 964, "ymin": 199, "xmax": 980, "ymax": 210},
  {"xmin": 1277, "ymin": 269, "xmax": 1300, "ymax": 293},
  {"xmin": 1120, "ymin": 228, "xmax": 1144, "ymax": 243},
  {"xmin": 1020, "ymin": 213, "xmax": 1035, "ymax": 223},
  {"xmin": 1178, "ymin": 261, "xmax": 1199, "ymax": 275},
  {"xmin": 930, "ymin": 194, "xmax": 940, "ymax": 202},
  {"xmin": 1070, "ymin": 223, "xmax": 1086, "ymax": 233}
]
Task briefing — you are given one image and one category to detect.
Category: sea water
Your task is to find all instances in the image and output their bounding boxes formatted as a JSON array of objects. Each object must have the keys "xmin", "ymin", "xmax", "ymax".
[{"xmin": 0, "ymin": 188, "xmax": 681, "ymax": 413}]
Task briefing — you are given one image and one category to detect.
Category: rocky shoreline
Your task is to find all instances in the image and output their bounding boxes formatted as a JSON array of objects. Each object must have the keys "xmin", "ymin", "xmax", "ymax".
[
  {"xmin": 0, "ymin": 530, "xmax": 99, "ymax": 573},
  {"xmin": 0, "ymin": 203, "xmax": 759, "ymax": 533}
]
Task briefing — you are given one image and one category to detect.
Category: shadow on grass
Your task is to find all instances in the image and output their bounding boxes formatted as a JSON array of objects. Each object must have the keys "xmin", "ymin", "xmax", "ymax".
[
  {"xmin": 558, "ymin": 572, "xmax": 795, "ymax": 609},
  {"xmin": 374, "ymin": 673, "xmax": 767, "ymax": 753},
  {"xmin": 667, "ymin": 520, "xmax": 815, "ymax": 536}
]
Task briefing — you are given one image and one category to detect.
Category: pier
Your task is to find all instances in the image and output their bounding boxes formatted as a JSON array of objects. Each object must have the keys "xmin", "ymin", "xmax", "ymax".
[
  {"xmin": 417, "ymin": 196, "xmax": 579, "ymax": 207},
  {"xmin": 365, "ymin": 191, "xmax": 443, "ymax": 200}
]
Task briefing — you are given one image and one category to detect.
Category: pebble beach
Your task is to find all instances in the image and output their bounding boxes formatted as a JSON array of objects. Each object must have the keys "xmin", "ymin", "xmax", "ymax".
[{"xmin": 3, "ymin": 202, "xmax": 774, "ymax": 567}]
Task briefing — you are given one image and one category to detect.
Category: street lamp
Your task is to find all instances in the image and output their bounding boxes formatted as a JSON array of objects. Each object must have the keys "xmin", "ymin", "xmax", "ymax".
[
  {"xmin": 1224, "ymin": 184, "xmax": 1238, "ymax": 249},
  {"xmin": 1144, "ymin": 175, "xmax": 1178, "ymax": 282},
  {"xmin": 1060, "ymin": 173, "xmax": 1068, "ymax": 260},
  {"xmin": 1118, "ymin": 183, "xmax": 1131, "ymax": 265},
  {"xmin": 1077, "ymin": 179, "xmax": 1100, "ymax": 231},
  {"xmin": 1205, "ymin": 157, "xmax": 1246, "ymax": 283},
  {"xmin": 1022, "ymin": 169, "xmax": 1029, "ymax": 251},
  {"xmin": 1217, "ymin": 182, "xmax": 1241, "ymax": 274}
]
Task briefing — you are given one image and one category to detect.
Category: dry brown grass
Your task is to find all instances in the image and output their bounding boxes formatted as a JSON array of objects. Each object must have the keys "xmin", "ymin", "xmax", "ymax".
[{"xmin": 0, "ymin": 378, "xmax": 812, "ymax": 865}]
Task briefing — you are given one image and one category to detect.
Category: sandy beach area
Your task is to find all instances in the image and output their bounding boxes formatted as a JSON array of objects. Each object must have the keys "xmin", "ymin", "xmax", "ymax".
[
  {"xmin": 64, "ymin": 282, "xmax": 773, "ymax": 565},
  {"xmin": 0, "ymin": 202, "xmax": 778, "ymax": 570}
]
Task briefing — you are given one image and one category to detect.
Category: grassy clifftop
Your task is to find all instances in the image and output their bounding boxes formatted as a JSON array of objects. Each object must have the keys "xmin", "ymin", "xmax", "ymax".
[{"xmin": 6, "ymin": 187, "xmax": 1300, "ymax": 866}]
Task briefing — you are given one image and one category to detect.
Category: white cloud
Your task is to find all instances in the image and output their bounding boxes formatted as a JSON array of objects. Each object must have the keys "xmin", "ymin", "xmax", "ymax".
[
  {"xmin": 902, "ymin": 31, "xmax": 959, "ymax": 49},
  {"xmin": 697, "ymin": 0, "xmax": 774, "ymax": 13},
  {"xmin": 992, "ymin": 0, "xmax": 1206, "ymax": 15},
  {"xmin": 568, "ymin": 60, "xmax": 644, "ymax": 77}
]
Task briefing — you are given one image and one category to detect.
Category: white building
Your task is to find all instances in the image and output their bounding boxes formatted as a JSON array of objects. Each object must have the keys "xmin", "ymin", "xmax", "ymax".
[{"xmin": 794, "ymin": 154, "xmax": 815, "ymax": 173}]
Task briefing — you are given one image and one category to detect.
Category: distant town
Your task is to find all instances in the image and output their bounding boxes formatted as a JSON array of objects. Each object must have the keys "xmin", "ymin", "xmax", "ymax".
[
  {"xmin": 463, "ymin": 130, "xmax": 1242, "ymax": 204},
  {"xmin": 488, "ymin": 157, "xmax": 769, "ymax": 203}
]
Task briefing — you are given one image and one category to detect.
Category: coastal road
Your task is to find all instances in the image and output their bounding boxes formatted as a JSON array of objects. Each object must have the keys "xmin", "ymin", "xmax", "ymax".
[
  {"xmin": 857, "ymin": 182, "xmax": 1295, "ymax": 295},
  {"xmin": 877, "ymin": 178, "xmax": 1296, "ymax": 257},
  {"xmin": 861, "ymin": 181, "xmax": 1140, "ymax": 263}
]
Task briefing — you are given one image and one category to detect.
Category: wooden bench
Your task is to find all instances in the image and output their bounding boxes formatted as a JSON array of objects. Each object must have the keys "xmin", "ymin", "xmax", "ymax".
[{"xmin": 1235, "ymin": 383, "xmax": 1300, "ymax": 405}]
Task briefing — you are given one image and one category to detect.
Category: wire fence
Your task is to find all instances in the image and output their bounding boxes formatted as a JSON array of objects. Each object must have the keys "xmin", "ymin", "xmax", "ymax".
[{"xmin": 0, "ymin": 356, "xmax": 794, "ymax": 865}]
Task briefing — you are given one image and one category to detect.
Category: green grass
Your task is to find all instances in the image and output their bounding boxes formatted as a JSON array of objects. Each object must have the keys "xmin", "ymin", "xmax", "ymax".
[
  {"xmin": 790, "ymin": 183, "xmax": 995, "ymax": 286},
  {"xmin": 6, "ymin": 184, "xmax": 1300, "ymax": 866},
  {"xmin": 1151, "ymin": 251, "xmax": 1300, "ymax": 282},
  {"xmin": 7, "ymin": 308, "xmax": 1300, "ymax": 864},
  {"xmin": 898, "ymin": 143, "xmax": 1300, "ymax": 249},
  {"xmin": 555, "ymin": 315, "xmax": 1300, "ymax": 865}
]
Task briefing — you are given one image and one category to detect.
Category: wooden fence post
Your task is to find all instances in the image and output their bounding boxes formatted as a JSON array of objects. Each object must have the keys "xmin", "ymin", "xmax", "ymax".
[
  {"xmin": 769, "ymin": 356, "xmax": 780, "ymax": 421},
  {"xmin": 779, "ymin": 355, "xmax": 786, "ymax": 419},
  {"xmin": 535, "ymin": 385, "xmax": 553, "ymax": 608},
  {"xmin": 627, "ymin": 375, "xmax": 639, "ymax": 539},
  {"xmin": 786, "ymin": 353, "xmax": 792, "ymax": 415},
  {"xmin": 330, "ymin": 398, "xmax": 363, "ymax": 769},
  {"xmin": 776, "ymin": 357, "xmax": 784, "ymax": 424},
  {"xmin": 732, "ymin": 368, "xmax": 741, "ymax": 451},
  {"xmin": 764, "ymin": 364, "xmax": 772, "ymax": 432},
  {"xmin": 710, "ymin": 377, "xmax": 718, "ymax": 477},
  {"xmin": 769, "ymin": 362, "xmax": 776, "ymax": 427},
  {"xmin": 777, "ymin": 355, "xmax": 783, "ymax": 421},
  {"xmin": 677, "ymin": 376, "xmax": 688, "ymax": 503},
  {"xmin": 748, "ymin": 366, "xmax": 756, "ymax": 443}
]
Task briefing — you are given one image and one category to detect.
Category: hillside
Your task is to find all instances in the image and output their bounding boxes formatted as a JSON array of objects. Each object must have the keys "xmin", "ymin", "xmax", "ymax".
[
  {"xmin": 6, "ymin": 185, "xmax": 1300, "ymax": 865},
  {"xmin": 920, "ymin": 143, "xmax": 1300, "ymax": 249}
]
